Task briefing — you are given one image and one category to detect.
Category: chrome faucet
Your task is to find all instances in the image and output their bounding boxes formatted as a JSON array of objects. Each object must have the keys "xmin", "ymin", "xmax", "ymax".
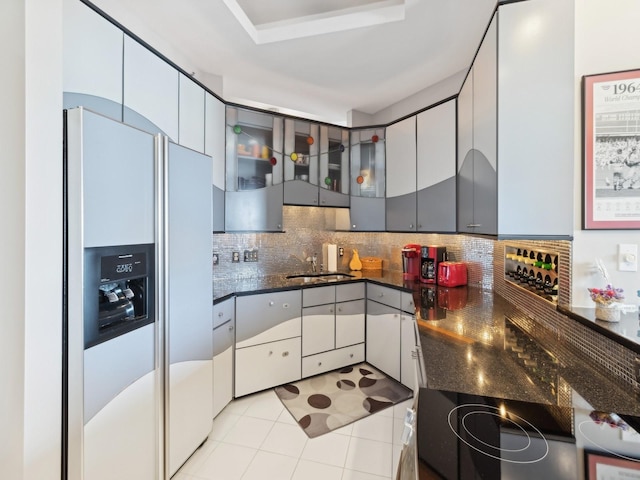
[{"xmin": 311, "ymin": 253, "xmax": 318, "ymax": 273}]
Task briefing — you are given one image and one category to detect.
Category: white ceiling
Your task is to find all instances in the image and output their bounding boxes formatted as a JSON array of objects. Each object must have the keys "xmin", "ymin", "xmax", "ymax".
[{"xmin": 88, "ymin": 0, "xmax": 496, "ymax": 125}]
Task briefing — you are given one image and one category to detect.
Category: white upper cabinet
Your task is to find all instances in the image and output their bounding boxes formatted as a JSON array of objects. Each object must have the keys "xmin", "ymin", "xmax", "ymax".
[
  {"xmin": 497, "ymin": 0, "xmax": 573, "ymax": 238},
  {"xmin": 386, "ymin": 116, "xmax": 417, "ymax": 199},
  {"xmin": 386, "ymin": 115, "xmax": 418, "ymax": 232},
  {"xmin": 123, "ymin": 35, "xmax": 179, "ymax": 141},
  {"xmin": 417, "ymin": 99, "xmax": 457, "ymax": 233},
  {"xmin": 205, "ymin": 93, "xmax": 226, "ymax": 189},
  {"xmin": 63, "ymin": 0, "xmax": 123, "ymax": 120},
  {"xmin": 179, "ymin": 74, "xmax": 205, "ymax": 152}
]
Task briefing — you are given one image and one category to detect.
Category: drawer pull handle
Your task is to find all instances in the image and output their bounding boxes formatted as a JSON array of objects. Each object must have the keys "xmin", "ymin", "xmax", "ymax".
[
  {"xmin": 338, "ymin": 307, "xmax": 342, "ymax": 312},
  {"xmin": 269, "ymin": 301, "xmax": 275, "ymax": 306},
  {"xmin": 282, "ymin": 351, "xmax": 289, "ymax": 357},
  {"xmin": 318, "ymin": 362, "xmax": 322, "ymax": 366},
  {"xmin": 268, "ymin": 351, "xmax": 273, "ymax": 356},
  {"xmin": 228, "ymin": 325, "xmax": 234, "ymax": 331},
  {"xmin": 283, "ymin": 303, "xmax": 289, "ymax": 309},
  {"xmin": 218, "ymin": 311, "xmax": 223, "ymax": 317},
  {"xmin": 349, "ymin": 353, "xmax": 354, "ymax": 358},
  {"xmin": 330, "ymin": 308, "xmax": 334, "ymax": 313},
  {"xmin": 378, "ymin": 293, "xmax": 384, "ymax": 297}
]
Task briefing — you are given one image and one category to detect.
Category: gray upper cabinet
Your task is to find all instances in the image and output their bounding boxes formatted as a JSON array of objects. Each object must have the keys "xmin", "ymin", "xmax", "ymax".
[
  {"xmin": 497, "ymin": 0, "xmax": 573, "ymax": 238},
  {"xmin": 458, "ymin": 0, "xmax": 573, "ymax": 238},
  {"xmin": 205, "ymin": 93, "xmax": 226, "ymax": 232},
  {"xmin": 457, "ymin": 14, "xmax": 498, "ymax": 235},
  {"xmin": 284, "ymin": 119, "xmax": 320, "ymax": 206},
  {"xmin": 63, "ymin": 0, "xmax": 123, "ymax": 121},
  {"xmin": 417, "ymin": 99, "xmax": 457, "ymax": 233},
  {"xmin": 123, "ymin": 35, "xmax": 179, "ymax": 141},
  {"xmin": 225, "ymin": 106, "xmax": 284, "ymax": 231},
  {"xmin": 349, "ymin": 128, "xmax": 386, "ymax": 231},
  {"xmin": 283, "ymin": 121, "xmax": 350, "ymax": 207},
  {"xmin": 319, "ymin": 126, "xmax": 350, "ymax": 207},
  {"xmin": 386, "ymin": 116, "xmax": 417, "ymax": 232}
]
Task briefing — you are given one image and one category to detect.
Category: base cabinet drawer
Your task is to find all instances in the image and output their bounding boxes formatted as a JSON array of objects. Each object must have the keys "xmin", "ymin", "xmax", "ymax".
[
  {"xmin": 302, "ymin": 343, "xmax": 364, "ymax": 378},
  {"xmin": 235, "ymin": 337, "xmax": 301, "ymax": 397}
]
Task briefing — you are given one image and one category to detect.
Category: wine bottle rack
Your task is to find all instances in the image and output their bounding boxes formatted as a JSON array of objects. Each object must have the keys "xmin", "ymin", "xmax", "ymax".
[{"xmin": 504, "ymin": 245, "xmax": 559, "ymax": 305}]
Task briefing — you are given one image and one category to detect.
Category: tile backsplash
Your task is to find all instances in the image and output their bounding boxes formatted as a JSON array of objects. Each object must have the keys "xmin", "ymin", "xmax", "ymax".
[{"xmin": 213, "ymin": 206, "xmax": 637, "ymax": 390}]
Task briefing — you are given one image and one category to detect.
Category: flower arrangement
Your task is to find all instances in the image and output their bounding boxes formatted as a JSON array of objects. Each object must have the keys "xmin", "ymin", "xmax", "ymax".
[
  {"xmin": 588, "ymin": 259, "xmax": 624, "ymax": 322},
  {"xmin": 587, "ymin": 285, "xmax": 624, "ymax": 305}
]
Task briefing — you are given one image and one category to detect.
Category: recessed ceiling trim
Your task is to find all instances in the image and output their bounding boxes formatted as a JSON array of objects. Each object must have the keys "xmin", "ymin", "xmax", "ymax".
[{"xmin": 222, "ymin": 0, "xmax": 406, "ymax": 44}]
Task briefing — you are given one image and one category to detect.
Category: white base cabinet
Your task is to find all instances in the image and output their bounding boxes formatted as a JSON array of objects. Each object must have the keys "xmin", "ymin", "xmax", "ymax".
[
  {"xmin": 302, "ymin": 343, "xmax": 365, "ymax": 378},
  {"xmin": 235, "ymin": 337, "xmax": 301, "ymax": 397},
  {"xmin": 366, "ymin": 285, "xmax": 418, "ymax": 388}
]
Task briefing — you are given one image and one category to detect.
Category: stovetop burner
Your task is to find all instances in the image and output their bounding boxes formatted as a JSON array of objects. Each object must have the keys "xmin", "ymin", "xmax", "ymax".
[{"xmin": 448, "ymin": 403, "xmax": 550, "ymax": 464}]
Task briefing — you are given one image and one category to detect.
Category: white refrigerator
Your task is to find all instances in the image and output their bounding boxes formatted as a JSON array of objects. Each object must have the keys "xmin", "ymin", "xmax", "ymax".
[{"xmin": 65, "ymin": 106, "xmax": 213, "ymax": 479}]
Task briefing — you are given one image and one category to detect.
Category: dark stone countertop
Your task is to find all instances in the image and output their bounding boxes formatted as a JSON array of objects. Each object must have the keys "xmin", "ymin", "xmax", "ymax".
[
  {"xmin": 558, "ymin": 304, "xmax": 640, "ymax": 354},
  {"xmin": 213, "ymin": 271, "xmax": 640, "ymax": 419}
]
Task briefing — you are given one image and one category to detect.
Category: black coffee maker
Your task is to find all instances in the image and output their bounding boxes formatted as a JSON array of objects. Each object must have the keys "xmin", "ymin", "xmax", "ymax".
[{"xmin": 420, "ymin": 246, "xmax": 447, "ymax": 284}]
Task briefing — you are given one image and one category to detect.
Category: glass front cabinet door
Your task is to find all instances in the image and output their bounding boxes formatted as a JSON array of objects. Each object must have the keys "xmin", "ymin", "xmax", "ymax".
[
  {"xmin": 225, "ymin": 106, "xmax": 284, "ymax": 231},
  {"xmin": 349, "ymin": 128, "xmax": 386, "ymax": 231},
  {"xmin": 319, "ymin": 125, "xmax": 350, "ymax": 207},
  {"xmin": 283, "ymin": 121, "xmax": 350, "ymax": 207}
]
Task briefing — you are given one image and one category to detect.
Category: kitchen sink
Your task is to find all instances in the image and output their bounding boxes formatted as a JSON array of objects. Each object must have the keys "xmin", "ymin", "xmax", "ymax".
[{"xmin": 285, "ymin": 272, "xmax": 355, "ymax": 283}]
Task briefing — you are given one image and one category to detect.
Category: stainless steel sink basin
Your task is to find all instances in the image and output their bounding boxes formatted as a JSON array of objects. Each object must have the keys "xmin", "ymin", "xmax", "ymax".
[{"xmin": 285, "ymin": 272, "xmax": 355, "ymax": 283}]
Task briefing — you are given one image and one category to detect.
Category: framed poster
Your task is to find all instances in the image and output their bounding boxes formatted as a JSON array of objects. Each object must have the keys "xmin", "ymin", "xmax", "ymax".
[
  {"xmin": 584, "ymin": 449, "xmax": 640, "ymax": 480},
  {"xmin": 583, "ymin": 68, "xmax": 640, "ymax": 229}
]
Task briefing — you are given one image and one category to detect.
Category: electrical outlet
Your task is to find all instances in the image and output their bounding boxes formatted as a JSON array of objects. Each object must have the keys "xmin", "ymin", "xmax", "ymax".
[
  {"xmin": 244, "ymin": 249, "xmax": 258, "ymax": 262},
  {"xmin": 212, "ymin": 253, "xmax": 219, "ymax": 265},
  {"xmin": 338, "ymin": 247, "xmax": 344, "ymax": 257},
  {"xmin": 232, "ymin": 251, "xmax": 240, "ymax": 263}
]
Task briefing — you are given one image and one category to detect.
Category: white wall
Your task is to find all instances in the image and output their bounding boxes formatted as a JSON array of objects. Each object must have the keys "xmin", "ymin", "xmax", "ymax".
[
  {"xmin": 370, "ymin": 70, "xmax": 466, "ymax": 125},
  {"xmin": 0, "ymin": 1, "xmax": 63, "ymax": 479},
  {"xmin": 572, "ymin": 0, "xmax": 640, "ymax": 307}
]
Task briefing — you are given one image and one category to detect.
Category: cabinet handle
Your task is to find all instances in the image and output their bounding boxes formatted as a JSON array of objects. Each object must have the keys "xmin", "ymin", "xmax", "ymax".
[
  {"xmin": 378, "ymin": 292, "xmax": 384, "ymax": 297},
  {"xmin": 313, "ymin": 199, "xmax": 318, "ymax": 204},
  {"xmin": 217, "ymin": 311, "xmax": 223, "ymax": 317},
  {"xmin": 321, "ymin": 200, "xmax": 326, "ymax": 205},
  {"xmin": 330, "ymin": 308, "xmax": 334, "ymax": 313},
  {"xmin": 228, "ymin": 325, "xmax": 234, "ymax": 331},
  {"xmin": 338, "ymin": 307, "xmax": 342, "ymax": 312},
  {"xmin": 282, "ymin": 351, "xmax": 289, "ymax": 357},
  {"xmin": 268, "ymin": 351, "xmax": 273, "ymax": 356},
  {"xmin": 352, "ymin": 224, "xmax": 357, "ymax": 229},
  {"xmin": 409, "ymin": 223, "xmax": 414, "ymax": 229},
  {"xmin": 277, "ymin": 224, "xmax": 282, "ymax": 229},
  {"xmin": 349, "ymin": 353, "xmax": 354, "ymax": 358},
  {"xmin": 269, "ymin": 301, "xmax": 275, "ymax": 306},
  {"xmin": 318, "ymin": 361, "xmax": 322, "ymax": 366},
  {"xmin": 467, "ymin": 223, "xmax": 481, "ymax": 228}
]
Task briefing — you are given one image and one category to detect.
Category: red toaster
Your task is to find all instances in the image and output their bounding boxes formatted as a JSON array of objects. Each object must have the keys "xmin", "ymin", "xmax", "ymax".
[{"xmin": 437, "ymin": 261, "xmax": 467, "ymax": 287}]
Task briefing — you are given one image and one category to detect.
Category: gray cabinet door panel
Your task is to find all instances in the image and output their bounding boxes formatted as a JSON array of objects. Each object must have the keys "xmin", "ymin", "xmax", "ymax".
[
  {"xmin": 303, "ymin": 286, "xmax": 335, "ymax": 307},
  {"xmin": 386, "ymin": 192, "xmax": 417, "ymax": 232},
  {"xmin": 473, "ymin": 150, "xmax": 497, "ymax": 235},
  {"xmin": 225, "ymin": 184, "xmax": 283, "ymax": 231},
  {"xmin": 457, "ymin": 149, "xmax": 474, "ymax": 233},
  {"xmin": 319, "ymin": 188, "xmax": 350, "ymax": 207},
  {"xmin": 350, "ymin": 196, "xmax": 385, "ymax": 231},
  {"xmin": 284, "ymin": 180, "xmax": 318, "ymax": 206},
  {"xmin": 336, "ymin": 283, "xmax": 365, "ymax": 302},
  {"xmin": 235, "ymin": 290, "xmax": 301, "ymax": 343},
  {"xmin": 212, "ymin": 185, "xmax": 225, "ymax": 232},
  {"xmin": 417, "ymin": 177, "xmax": 456, "ymax": 233},
  {"xmin": 336, "ymin": 299, "xmax": 364, "ymax": 316}
]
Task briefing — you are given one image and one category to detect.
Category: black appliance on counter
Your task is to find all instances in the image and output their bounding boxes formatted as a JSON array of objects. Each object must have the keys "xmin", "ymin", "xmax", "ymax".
[
  {"xmin": 83, "ymin": 243, "xmax": 155, "ymax": 349},
  {"xmin": 420, "ymin": 246, "xmax": 447, "ymax": 284}
]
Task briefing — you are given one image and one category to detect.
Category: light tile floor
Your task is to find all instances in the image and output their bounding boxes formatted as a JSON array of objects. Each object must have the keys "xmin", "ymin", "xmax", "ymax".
[{"xmin": 173, "ymin": 389, "xmax": 413, "ymax": 480}]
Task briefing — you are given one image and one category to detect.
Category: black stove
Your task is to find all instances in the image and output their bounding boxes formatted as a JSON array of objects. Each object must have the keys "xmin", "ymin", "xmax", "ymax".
[{"xmin": 402, "ymin": 305, "xmax": 640, "ymax": 480}]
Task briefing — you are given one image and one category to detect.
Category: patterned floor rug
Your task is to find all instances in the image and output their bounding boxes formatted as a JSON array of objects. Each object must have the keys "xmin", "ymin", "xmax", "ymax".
[{"xmin": 274, "ymin": 363, "xmax": 413, "ymax": 438}]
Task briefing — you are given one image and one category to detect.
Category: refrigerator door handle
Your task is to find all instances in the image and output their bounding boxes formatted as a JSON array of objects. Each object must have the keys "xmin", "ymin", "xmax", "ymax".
[{"xmin": 154, "ymin": 133, "xmax": 169, "ymax": 480}]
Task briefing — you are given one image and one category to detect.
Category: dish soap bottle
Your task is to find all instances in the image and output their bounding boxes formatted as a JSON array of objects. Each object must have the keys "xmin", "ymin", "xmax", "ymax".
[{"xmin": 349, "ymin": 249, "xmax": 362, "ymax": 271}]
